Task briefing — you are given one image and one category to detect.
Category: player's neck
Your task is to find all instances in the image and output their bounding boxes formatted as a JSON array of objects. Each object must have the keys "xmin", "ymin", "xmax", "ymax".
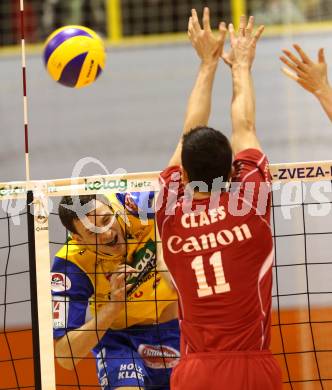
[{"xmin": 193, "ymin": 191, "xmax": 211, "ymax": 200}]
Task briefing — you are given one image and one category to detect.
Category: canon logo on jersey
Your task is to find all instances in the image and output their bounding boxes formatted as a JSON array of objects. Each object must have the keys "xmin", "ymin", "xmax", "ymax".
[{"xmin": 167, "ymin": 223, "xmax": 252, "ymax": 253}]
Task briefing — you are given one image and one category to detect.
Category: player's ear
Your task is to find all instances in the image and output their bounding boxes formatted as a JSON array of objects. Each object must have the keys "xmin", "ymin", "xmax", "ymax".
[
  {"xmin": 228, "ymin": 153, "xmax": 235, "ymax": 180},
  {"xmin": 72, "ymin": 232, "xmax": 82, "ymax": 243},
  {"xmin": 180, "ymin": 166, "xmax": 189, "ymax": 186},
  {"xmin": 71, "ymin": 219, "xmax": 83, "ymax": 243},
  {"xmin": 227, "ymin": 163, "xmax": 235, "ymax": 181}
]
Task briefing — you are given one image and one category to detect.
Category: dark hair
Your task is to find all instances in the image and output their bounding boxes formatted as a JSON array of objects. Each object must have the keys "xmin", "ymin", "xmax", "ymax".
[
  {"xmin": 181, "ymin": 126, "xmax": 232, "ymax": 192},
  {"xmin": 58, "ymin": 195, "xmax": 110, "ymax": 234}
]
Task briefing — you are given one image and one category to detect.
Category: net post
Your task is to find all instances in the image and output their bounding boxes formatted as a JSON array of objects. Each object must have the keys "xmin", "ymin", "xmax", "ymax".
[
  {"xmin": 28, "ymin": 188, "xmax": 56, "ymax": 389},
  {"xmin": 27, "ymin": 190, "xmax": 42, "ymax": 389},
  {"xmin": 106, "ymin": 0, "xmax": 123, "ymax": 43}
]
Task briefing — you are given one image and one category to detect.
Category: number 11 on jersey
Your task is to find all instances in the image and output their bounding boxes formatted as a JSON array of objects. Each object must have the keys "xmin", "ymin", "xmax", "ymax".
[{"xmin": 191, "ymin": 252, "xmax": 230, "ymax": 298}]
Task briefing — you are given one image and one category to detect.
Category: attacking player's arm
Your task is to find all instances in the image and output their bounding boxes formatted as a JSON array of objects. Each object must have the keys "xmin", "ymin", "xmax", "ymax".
[
  {"xmin": 168, "ymin": 7, "xmax": 227, "ymax": 167},
  {"xmin": 223, "ymin": 16, "xmax": 264, "ymax": 155},
  {"xmin": 280, "ymin": 44, "xmax": 332, "ymax": 122},
  {"xmin": 55, "ymin": 303, "xmax": 118, "ymax": 370},
  {"xmin": 55, "ymin": 266, "xmax": 134, "ymax": 370}
]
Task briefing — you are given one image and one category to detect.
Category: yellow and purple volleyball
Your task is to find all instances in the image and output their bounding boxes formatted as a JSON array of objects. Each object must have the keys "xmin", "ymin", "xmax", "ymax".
[{"xmin": 43, "ymin": 25, "xmax": 106, "ymax": 88}]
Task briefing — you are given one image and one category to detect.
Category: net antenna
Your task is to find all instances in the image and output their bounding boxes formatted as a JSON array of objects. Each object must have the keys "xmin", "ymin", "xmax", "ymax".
[
  {"xmin": 20, "ymin": 0, "xmax": 30, "ymax": 182},
  {"xmin": 19, "ymin": 1, "xmax": 56, "ymax": 389}
]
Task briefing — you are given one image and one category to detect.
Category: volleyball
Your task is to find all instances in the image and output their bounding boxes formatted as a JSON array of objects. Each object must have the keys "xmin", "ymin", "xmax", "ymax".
[{"xmin": 43, "ymin": 26, "xmax": 106, "ymax": 88}]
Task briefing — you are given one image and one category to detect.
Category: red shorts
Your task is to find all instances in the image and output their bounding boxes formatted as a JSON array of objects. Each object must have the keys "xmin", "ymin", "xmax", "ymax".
[{"xmin": 171, "ymin": 350, "xmax": 282, "ymax": 390}]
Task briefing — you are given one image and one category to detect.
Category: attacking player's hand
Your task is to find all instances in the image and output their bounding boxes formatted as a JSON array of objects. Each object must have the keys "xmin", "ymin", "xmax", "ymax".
[
  {"xmin": 188, "ymin": 7, "xmax": 227, "ymax": 64},
  {"xmin": 280, "ymin": 44, "xmax": 330, "ymax": 96},
  {"xmin": 222, "ymin": 15, "xmax": 264, "ymax": 69},
  {"xmin": 124, "ymin": 193, "xmax": 139, "ymax": 213},
  {"xmin": 109, "ymin": 264, "xmax": 137, "ymax": 309}
]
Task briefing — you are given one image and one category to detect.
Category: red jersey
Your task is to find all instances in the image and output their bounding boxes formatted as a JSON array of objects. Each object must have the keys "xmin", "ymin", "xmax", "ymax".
[{"xmin": 156, "ymin": 149, "xmax": 273, "ymax": 355}]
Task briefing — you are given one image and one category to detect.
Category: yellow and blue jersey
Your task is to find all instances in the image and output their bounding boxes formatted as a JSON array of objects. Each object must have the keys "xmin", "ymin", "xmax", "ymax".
[{"xmin": 51, "ymin": 192, "xmax": 178, "ymax": 337}]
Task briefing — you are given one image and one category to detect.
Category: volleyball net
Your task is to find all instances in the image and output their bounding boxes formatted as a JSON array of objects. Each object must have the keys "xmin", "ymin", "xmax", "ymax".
[{"xmin": 0, "ymin": 160, "xmax": 332, "ymax": 389}]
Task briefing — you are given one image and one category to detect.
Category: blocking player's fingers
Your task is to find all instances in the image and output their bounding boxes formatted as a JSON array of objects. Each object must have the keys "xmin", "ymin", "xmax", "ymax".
[
  {"xmin": 228, "ymin": 23, "xmax": 236, "ymax": 46},
  {"xmin": 245, "ymin": 15, "xmax": 254, "ymax": 38},
  {"xmin": 251, "ymin": 25, "xmax": 264, "ymax": 46},
  {"xmin": 188, "ymin": 16, "xmax": 193, "ymax": 33},
  {"xmin": 318, "ymin": 48, "xmax": 326, "ymax": 64},
  {"xmin": 280, "ymin": 55, "xmax": 294, "ymax": 68},
  {"xmin": 293, "ymin": 44, "xmax": 312, "ymax": 64},
  {"xmin": 202, "ymin": 7, "xmax": 211, "ymax": 32},
  {"xmin": 280, "ymin": 56, "xmax": 307, "ymax": 78},
  {"xmin": 282, "ymin": 49, "xmax": 306, "ymax": 70},
  {"xmin": 218, "ymin": 22, "xmax": 227, "ymax": 49},
  {"xmin": 281, "ymin": 66, "xmax": 299, "ymax": 82},
  {"xmin": 191, "ymin": 9, "xmax": 201, "ymax": 34},
  {"xmin": 239, "ymin": 15, "xmax": 246, "ymax": 36},
  {"xmin": 280, "ymin": 54, "xmax": 293, "ymax": 65},
  {"xmin": 219, "ymin": 21, "xmax": 227, "ymax": 35}
]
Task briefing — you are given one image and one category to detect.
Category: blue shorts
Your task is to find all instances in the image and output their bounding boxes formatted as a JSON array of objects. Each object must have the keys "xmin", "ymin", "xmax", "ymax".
[{"xmin": 93, "ymin": 319, "xmax": 180, "ymax": 390}]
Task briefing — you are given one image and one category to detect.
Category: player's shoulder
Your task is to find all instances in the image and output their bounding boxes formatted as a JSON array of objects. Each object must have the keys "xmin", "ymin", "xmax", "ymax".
[
  {"xmin": 51, "ymin": 256, "xmax": 92, "ymax": 294},
  {"xmin": 56, "ymin": 240, "xmax": 89, "ymax": 261},
  {"xmin": 159, "ymin": 165, "xmax": 181, "ymax": 184},
  {"xmin": 234, "ymin": 148, "xmax": 268, "ymax": 166},
  {"xmin": 55, "ymin": 240, "xmax": 98, "ymax": 276}
]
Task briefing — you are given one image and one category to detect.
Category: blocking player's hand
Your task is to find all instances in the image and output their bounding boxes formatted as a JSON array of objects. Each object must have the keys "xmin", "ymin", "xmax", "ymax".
[
  {"xmin": 222, "ymin": 15, "xmax": 264, "ymax": 69},
  {"xmin": 280, "ymin": 44, "xmax": 330, "ymax": 96},
  {"xmin": 188, "ymin": 7, "xmax": 227, "ymax": 64}
]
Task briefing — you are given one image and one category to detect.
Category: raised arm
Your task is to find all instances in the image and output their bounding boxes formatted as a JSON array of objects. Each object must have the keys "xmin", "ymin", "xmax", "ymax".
[
  {"xmin": 55, "ymin": 300, "xmax": 118, "ymax": 370},
  {"xmin": 55, "ymin": 266, "xmax": 133, "ymax": 370},
  {"xmin": 225, "ymin": 16, "xmax": 264, "ymax": 155},
  {"xmin": 280, "ymin": 44, "xmax": 332, "ymax": 122},
  {"xmin": 168, "ymin": 7, "xmax": 226, "ymax": 167}
]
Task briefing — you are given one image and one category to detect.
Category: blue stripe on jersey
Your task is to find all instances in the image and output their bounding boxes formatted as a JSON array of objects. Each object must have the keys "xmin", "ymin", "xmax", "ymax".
[
  {"xmin": 52, "ymin": 256, "xmax": 94, "ymax": 297},
  {"xmin": 52, "ymin": 257, "xmax": 93, "ymax": 338}
]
